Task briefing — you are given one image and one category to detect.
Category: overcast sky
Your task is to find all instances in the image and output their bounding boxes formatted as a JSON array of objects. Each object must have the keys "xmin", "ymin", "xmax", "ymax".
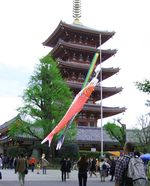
[{"xmin": 0, "ymin": 0, "xmax": 149, "ymax": 128}]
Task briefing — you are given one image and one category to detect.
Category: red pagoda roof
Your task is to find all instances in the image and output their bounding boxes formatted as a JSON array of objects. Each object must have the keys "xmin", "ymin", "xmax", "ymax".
[{"xmin": 43, "ymin": 21, "xmax": 115, "ymax": 48}]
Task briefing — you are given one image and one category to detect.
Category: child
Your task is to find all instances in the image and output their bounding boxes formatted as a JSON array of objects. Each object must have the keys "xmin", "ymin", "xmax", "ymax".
[{"xmin": 36, "ymin": 161, "xmax": 41, "ymax": 174}]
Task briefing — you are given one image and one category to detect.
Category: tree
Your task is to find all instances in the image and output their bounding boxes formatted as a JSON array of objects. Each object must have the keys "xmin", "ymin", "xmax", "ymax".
[
  {"xmin": 104, "ymin": 119, "xmax": 126, "ymax": 147},
  {"xmin": 9, "ymin": 55, "xmax": 76, "ymax": 144},
  {"xmin": 135, "ymin": 79, "xmax": 150, "ymax": 106},
  {"xmin": 134, "ymin": 114, "xmax": 150, "ymax": 152}
]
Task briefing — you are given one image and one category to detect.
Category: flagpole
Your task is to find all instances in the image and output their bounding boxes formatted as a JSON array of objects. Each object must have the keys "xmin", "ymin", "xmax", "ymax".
[{"xmin": 99, "ymin": 34, "xmax": 103, "ymax": 157}]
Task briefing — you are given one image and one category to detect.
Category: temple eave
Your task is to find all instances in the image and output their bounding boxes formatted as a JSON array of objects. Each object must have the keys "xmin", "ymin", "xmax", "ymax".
[
  {"xmin": 82, "ymin": 104, "xmax": 126, "ymax": 118},
  {"xmin": 43, "ymin": 21, "xmax": 115, "ymax": 47}
]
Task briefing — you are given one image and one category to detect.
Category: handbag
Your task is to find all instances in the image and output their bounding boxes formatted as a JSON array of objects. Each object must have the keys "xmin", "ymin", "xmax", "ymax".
[
  {"xmin": 24, "ymin": 160, "xmax": 28, "ymax": 174},
  {"xmin": 24, "ymin": 168, "xmax": 28, "ymax": 174}
]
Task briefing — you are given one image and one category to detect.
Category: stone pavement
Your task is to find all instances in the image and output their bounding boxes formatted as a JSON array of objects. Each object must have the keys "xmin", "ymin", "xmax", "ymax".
[{"xmin": 0, "ymin": 169, "xmax": 115, "ymax": 186}]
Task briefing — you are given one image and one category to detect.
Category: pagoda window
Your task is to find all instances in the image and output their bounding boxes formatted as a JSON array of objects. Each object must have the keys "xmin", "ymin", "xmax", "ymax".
[
  {"xmin": 85, "ymin": 55, "xmax": 90, "ymax": 63},
  {"xmin": 90, "ymin": 114, "xmax": 95, "ymax": 120},
  {"xmin": 77, "ymin": 73, "xmax": 82, "ymax": 82},
  {"xmin": 65, "ymin": 31, "xmax": 69, "ymax": 37},
  {"xmin": 78, "ymin": 113, "xmax": 82, "ymax": 119},
  {"xmin": 91, "ymin": 38, "xmax": 94, "ymax": 46},
  {"xmin": 79, "ymin": 54, "xmax": 84, "ymax": 62},
  {"xmin": 71, "ymin": 72, "xmax": 76, "ymax": 82},
  {"xmin": 78, "ymin": 112, "xmax": 87, "ymax": 119},
  {"xmin": 63, "ymin": 69, "xmax": 69, "ymax": 80},
  {"xmin": 72, "ymin": 53, "xmax": 77, "ymax": 61},
  {"xmin": 84, "ymin": 36, "xmax": 89, "ymax": 45},
  {"xmin": 64, "ymin": 49, "xmax": 68, "ymax": 55},
  {"xmin": 73, "ymin": 34, "xmax": 77, "ymax": 43},
  {"xmin": 90, "ymin": 121, "xmax": 95, "ymax": 127},
  {"xmin": 83, "ymin": 113, "xmax": 87, "ymax": 119},
  {"xmin": 79, "ymin": 36, "xmax": 83, "ymax": 44},
  {"xmin": 81, "ymin": 74, "xmax": 85, "ymax": 82},
  {"xmin": 67, "ymin": 54, "xmax": 72, "ymax": 62}
]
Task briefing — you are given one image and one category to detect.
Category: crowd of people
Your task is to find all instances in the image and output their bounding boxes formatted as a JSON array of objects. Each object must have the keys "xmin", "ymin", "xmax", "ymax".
[
  {"xmin": 0, "ymin": 153, "xmax": 49, "ymax": 186},
  {"xmin": 1, "ymin": 142, "xmax": 150, "ymax": 186}
]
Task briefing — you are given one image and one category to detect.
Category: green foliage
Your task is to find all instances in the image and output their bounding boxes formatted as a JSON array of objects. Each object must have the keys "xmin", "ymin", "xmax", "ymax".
[
  {"xmin": 135, "ymin": 79, "xmax": 150, "ymax": 106},
  {"xmin": 104, "ymin": 122, "xmax": 126, "ymax": 147},
  {"xmin": 79, "ymin": 150, "xmax": 109, "ymax": 159},
  {"xmin": 135, "ymin": 79, "xmax": 150, "ymax": 94},
  {"xmin": 79, "ymin": 150, "xmax": 101, "ymax": 159},
  {"xmin": 135, "ymin": 144, "xmax": 150, "ymax": 153},
  {"xmin": 6, "ymin": 146, "xmax": 29, "ymax": 157},
  {"xmin": 9, "ymin": 55, "xmax": 76, "ymax": 143},
  {"xmin": 30, "ymin": 149, "xmax": 40, "ymax": 161},
  {"xmin": 56, "ymin": 143, "xmax": 79, "ymax": 160}
]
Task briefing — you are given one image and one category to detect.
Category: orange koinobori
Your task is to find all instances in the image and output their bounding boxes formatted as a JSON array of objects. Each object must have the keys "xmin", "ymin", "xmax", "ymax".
[
  {"xmin": 41, "ymin": 77, "xmax": 99, "ymax": 147},
  {"xmin": 41, "ymin": 53, "xmax": 101, "ymax": 147}
]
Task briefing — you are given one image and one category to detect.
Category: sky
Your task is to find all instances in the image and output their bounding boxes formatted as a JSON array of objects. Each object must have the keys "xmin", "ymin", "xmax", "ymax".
[{"xmin": 0, "ymin": 0, "xmax": 149, "ymax": 129}]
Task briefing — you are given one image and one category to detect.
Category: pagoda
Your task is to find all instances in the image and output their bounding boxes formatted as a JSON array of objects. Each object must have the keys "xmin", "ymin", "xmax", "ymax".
[{"xmin": 43, "ymin": 0, "xmax": 126, "ymax": 128}]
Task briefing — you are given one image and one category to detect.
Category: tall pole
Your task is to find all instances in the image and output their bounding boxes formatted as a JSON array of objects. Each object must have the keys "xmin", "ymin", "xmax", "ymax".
[{"xmin": 99, "ymin": 34, "xmax": 103, "ymax": 157}]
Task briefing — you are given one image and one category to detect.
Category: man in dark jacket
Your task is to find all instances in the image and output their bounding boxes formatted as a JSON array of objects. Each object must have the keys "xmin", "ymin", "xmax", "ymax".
[
  {"xmin": 60, "ymin": 157, "xmax": 67, "ymax": 181},
  {"xmin": 66, "ymin": 157, "xmax": 72, "ymax": 179},
  {"xmin": 77, "ymin": 155, "xmax": 89, "ymax": 186}
]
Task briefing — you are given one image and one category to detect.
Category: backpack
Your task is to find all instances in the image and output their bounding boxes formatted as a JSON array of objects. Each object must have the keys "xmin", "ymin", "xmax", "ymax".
[
  {"xmin": 127, "ymin": 157, "xmax": 147, "ymax": 186},
  {"xmin": 102, "ymin": 163, "xmax": 107, "ymax": 170}
]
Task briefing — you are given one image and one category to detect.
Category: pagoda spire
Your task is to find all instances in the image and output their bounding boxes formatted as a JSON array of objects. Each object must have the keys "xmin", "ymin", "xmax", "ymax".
[{"xmin": 73, "ymin": 0, "xmax": 82, "ymax": 24}]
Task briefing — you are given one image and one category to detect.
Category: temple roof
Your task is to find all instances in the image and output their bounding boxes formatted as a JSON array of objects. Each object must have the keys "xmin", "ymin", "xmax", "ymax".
[
  {"xmin": 0, "ymin": 115, "xmax": 21, "ymax": 132},
  {"xmin": 77, "ymin": 127, "xmax": 139, "ymax": 144},
  {"xmin": 82, "ymin": 104, "xmax": 126, "ymax": 118},
  {"xmin": 43, "ymin": 21, "xmax": 115, "ymax": 47},
  {"xmin": 51, "ymin": 40, "xmax": 117, "ymax": 62},
  {"xmin": 77, "ymin": 126, "xmax": 117, "ymax": 144},
  {"xmin": 58, "ymin": 59, "xmax": 119, "ymax": 80},
  {"xmin": 67, "ymin": 81, "xmax": 123, "ymax": 99}
]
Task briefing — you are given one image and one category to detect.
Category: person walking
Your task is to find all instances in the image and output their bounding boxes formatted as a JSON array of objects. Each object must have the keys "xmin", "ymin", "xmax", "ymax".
[
  {"xmin": 89, "ymin": 158, "xmax": 97, "ymax": 177},
  {"xmin": 66, "ymin": 157, "xmax": 72, "ymax": 179},
  {"xmin": 99, "ymin": 158, "xmax": 108, "ymax": 182},
  {"xmin": 109, "ymin": 157, "xmax": 116, "ymax": 181},
  {"xmin": 29, "ymin": 157, "xmax": 36, "ymax": 172},
  {"xmin": 36, "ymin": 161, "xmax": 41, "ymax": 174},
  {"xmin": 60, "ymin": 157, "xmax": 67, "ymax": 181},
  {"xmin": 16, "ymin": 153, "xmax": 28, "ymax": 186},
  {"xmin": 77, "ymin": 155, "xmax": 89, "ymax": 186},
  {"xmin": 115, "ymin": 142, "xmax": 134, "ymax": 186},
  {"xmin": 41, "ymin": 153, "xmax": 49, "ymax": 174}
]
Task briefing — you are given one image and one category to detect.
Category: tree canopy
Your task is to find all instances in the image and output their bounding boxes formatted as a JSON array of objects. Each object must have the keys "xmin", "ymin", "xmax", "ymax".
[
  {"xmin": 9, "ymin": 55, "xmax": 76, "ymax": 142},
  {"xmin": 104, "ymin": 121, "xmax": 126, "ymax": 147},
  {"xmin": 135, "ymin": 79, "xmax": 150, "ymax": 106}
]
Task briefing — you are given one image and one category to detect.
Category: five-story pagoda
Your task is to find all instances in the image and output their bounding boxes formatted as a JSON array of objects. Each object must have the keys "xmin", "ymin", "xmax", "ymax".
[{"xmin": 43, "ymin": 0, "xmax": 125, "ymax": 150}]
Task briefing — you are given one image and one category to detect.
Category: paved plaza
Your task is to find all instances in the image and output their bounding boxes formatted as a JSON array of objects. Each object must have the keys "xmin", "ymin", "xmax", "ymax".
[{"xmin": 0, "ymin": 169, "xmax": 114, "ymax": 186}]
